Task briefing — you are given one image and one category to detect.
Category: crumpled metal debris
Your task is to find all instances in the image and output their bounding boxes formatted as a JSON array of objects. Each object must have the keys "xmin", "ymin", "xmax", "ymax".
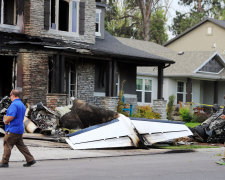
[
  {"xmin": 28, "ymin": 102, "xmax": 60, "ymax": 135},
  {"xmin": 0, "ymin": 96, "xmax": 11, "ymax": 129},
  {"xmin": 191, "ymin": 104, "xmax": 225, "ymax": 143}
]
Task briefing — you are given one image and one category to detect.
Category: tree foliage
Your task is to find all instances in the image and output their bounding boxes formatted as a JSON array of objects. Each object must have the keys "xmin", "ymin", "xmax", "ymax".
[
  {"xmin": 170, "ymin": 0, "xmax": 225, "ymax": 36},
  {"xmin": 104, "ymin": 0, "xmax": 168, "ymax": 44}
]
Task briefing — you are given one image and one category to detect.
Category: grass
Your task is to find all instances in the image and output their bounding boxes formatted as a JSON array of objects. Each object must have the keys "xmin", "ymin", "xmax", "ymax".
[
  {"xmin": 155, "ymin": 145, "xmax": 220, "ymax": 150},
  {"xmin": 185, "ymin": 122, "xmax": 201, "ymax": 128}
]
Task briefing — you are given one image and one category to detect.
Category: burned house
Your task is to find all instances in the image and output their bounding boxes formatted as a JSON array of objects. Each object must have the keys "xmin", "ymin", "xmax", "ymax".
[{"xmin": 0, "ymin": 0, "xmax": 174, "ymax": 113}]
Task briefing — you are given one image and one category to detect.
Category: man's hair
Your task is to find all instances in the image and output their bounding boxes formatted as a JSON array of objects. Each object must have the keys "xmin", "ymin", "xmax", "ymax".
[{"xmin": 10, "ymin": 89, "xmax": 21, "ymax": 97}]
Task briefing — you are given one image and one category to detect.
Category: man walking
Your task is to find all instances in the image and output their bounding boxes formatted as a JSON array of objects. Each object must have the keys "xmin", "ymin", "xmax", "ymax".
[{"xmin": 0, "ymin": 89, "xmax": 36, "ymax": 168}]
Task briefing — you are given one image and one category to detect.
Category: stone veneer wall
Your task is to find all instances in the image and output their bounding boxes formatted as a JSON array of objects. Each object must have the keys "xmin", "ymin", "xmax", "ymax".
[
  {"xmin": 76, "ymin": 62, "xmax": 118, "ymax": 112},
  {"xmin": 22, "ymin": 52, "xmax": 48, "ymax": 105},
  {"xmin": 76, "ymin": 63, "xmax": 95, "ymax": 101},
  {"xmin": 46, "ymin": 93, "xmax": 68, "ymax": 110},
  {"xmin": 24, "ymin": 0, "xmax": 96, "ymax": 44},
  {"xmin": 152, "ymin": 99, "xmax": 167, "ymax": 120},
  {"xmin": 99, "ymin": 97, "xmax": 118, "ymax": 112}
]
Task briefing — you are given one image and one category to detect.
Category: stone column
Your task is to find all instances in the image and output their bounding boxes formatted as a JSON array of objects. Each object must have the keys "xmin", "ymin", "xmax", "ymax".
[
  {"xmin": 152, "ymin": 99, "xmax": 167, "ymax": 120},
  {"xmin": 100, "ymin": 97, "xmax": 118, "ymax": 112}
]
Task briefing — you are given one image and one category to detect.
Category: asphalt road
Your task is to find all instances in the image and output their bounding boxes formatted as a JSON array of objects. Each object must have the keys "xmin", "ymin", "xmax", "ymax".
[{"xmin": 0, "ymin": 149, "xmax": 224, "ymax": 180}]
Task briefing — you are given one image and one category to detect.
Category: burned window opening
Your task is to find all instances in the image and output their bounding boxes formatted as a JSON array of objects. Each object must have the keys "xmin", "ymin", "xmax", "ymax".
[
  {"xmin": 58, "ymin": 0, "xmax": 69, "ymax": 32},
  {"xmin": 95, "ymin": 62, "xmax": 106, "ymax": 92},
  {"xmin": 48, "ymin": 56, "xmax": 76, "ymax": 99},
  {"xmin": 48, "ymin": 57, "xmax": 55, "ymax": 93},
  {"xmin": 51, "ymin": 0, "xmax": 56, "ymax": 29},
  {"xmin": 65, "ymin": 60, "xmax": 76, "ymax": 98},
  {"xmin": 1, "ymin": 0, "xmax": 17, "ymax": 25},
  {"xmin": 0, "ymin": 56, "xmax": 16, "ymax": 98},
  {"xmin": 47, "ymin": 0, "xmax": 81, "ymax": 33}
]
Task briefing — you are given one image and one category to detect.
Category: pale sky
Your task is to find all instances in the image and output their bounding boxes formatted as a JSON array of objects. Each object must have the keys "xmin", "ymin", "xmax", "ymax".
[
  {"xmin": 116, "ymin": 0, "xmax": 190, "ymax": 40},
  {"xmin": 166, "ymin": 0, "xmax": 190, "ymax": 39}
]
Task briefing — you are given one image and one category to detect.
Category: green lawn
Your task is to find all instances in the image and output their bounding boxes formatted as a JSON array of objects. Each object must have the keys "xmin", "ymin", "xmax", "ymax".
[
  {"xmin": 185, "ymin": 122, "xmax": 201, "ymax": 128},
  {"xmin": 154, "ymin": 145, "xmax": 220, "ymax": 149}
]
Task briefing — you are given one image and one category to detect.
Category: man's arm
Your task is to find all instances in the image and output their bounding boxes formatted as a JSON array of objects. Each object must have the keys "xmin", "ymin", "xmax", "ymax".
[{"xmin": 3, "ymin": 115, "xmax": 14, "ymax": 125}]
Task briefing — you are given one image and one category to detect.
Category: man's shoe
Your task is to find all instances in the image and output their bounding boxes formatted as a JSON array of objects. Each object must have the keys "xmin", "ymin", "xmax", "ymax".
[
  {"xmin": 23, "ymin": 160, "xmax": 36, "ymax": 167},
  {"xmin": 0, "ymin": 163, "xmax": 9, "ymax": 168}
]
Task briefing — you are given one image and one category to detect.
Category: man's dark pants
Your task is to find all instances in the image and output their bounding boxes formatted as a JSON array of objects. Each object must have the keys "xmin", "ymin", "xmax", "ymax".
[{"xmin": 2, "ymin": 132, "xmax": 34, "ymax": 164}]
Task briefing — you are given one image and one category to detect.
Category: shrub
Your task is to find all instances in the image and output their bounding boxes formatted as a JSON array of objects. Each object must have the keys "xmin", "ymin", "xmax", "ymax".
[
  {"xmin": 133, "ymin": 105, "xmax": 161, "ymax": 119},
  {"xmin": 179, "ymin": 107, "xmax": 192, "ymax": 122},
  {"xmin": 192, "ymin": 113, "xmax": 208, "ymax": 123},
  {"xmin": 167, "ymin": 95, "xmax": 175, "ymax": 120}
]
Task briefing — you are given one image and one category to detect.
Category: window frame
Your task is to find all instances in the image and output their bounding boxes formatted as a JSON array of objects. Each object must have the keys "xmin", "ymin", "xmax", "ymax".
[
  {"xmin": 95, "ymin": 9, "xmax": 101, "ymax": 36},
  {"xmin": 136, "ymin": 77, "xmax": 153, "ymax": 104},
  {"xmin": 49, "ymin": 0, "xmax": 80, "ymax": 36},
  {"xmin": 0, "ymin": 0, "xmax": 20, "ymax": 31},
  {"xmin": 176, "ymin": 81, "xmax": 186, "ymax": 104}
]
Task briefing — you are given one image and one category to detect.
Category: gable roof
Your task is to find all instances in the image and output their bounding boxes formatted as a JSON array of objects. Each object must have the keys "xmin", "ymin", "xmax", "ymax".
[
  {"xmin": 164, "ymin": 18, "xmax": 225, "ymax": 46},
  {"xmin": 194, "ymin": 52, "xmax": 225, "ymax": 74},
  {"xmin": 90, "ymin": 31, "xmax": 174, "ymax": 65},
  {"xmin": 163, "ymin": 51, "xmax": 225, "ymax": 78}
]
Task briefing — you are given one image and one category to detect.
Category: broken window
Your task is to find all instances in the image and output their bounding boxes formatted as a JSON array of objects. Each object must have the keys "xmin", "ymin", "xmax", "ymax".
[
  {"xmin": 65, "ymin": 60, "xmax": 76, "ymax": 98},
  {"xmin": 51, "ymin": 0, "xmax": 56, "ymax": 29},
  {"xmin": 48, "ymin": 56, "xmax": 77, "ymax": 102},
  {"xmin": 0, "ymin": 56, "xmax": 16, "ymax": 98},
  {"xmin": 58, "ymin": 0, "xmax": 69, "ymax": 31},
  {"xmin": 48, "ymin": 0, "xmax": 80, "ymax": 33},
  {"xmin": 0, "ymin": 0, "xmax": 18, "ymax": 25},
  {"xmin": 95, "ymin": 62, "xmax": 106, "ymax": 92}
]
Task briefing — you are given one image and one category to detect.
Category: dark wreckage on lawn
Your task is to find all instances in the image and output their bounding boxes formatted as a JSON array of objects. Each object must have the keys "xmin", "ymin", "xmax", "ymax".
[{"xmin": 0, "ymin": 96, "xmax": 193, "ymax": 150}]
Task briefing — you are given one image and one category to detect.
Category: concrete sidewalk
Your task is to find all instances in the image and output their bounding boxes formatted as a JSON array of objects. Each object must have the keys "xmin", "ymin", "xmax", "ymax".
[
  {"xmin": 0, "ymin": 137, "xmax": 224, "ymax": 162},
  {"xmin": 0, "ymin": 137, "xmax": 176, "ymax": 162}
]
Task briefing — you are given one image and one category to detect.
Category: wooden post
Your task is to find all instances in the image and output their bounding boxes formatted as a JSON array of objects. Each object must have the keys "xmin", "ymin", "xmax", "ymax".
[
  {"xmin": 112, "ymin": 60, "xmax": 117, "ymax": 97},
  {"xmin": 186, "ymin": 78, "xmax": 192, "ymax": 102},
  {"xmin": 55, "ymin": 54, "xmax": 60, "ymax": 93},
  {"xmin": 157, "ymin": 65, "xmax": 163, "ymax": 99},
  {"xmin": 106, "ymin": 61, "xmax": 112, "ymax": 96},
  {"xmin": 59, "ymin": 55, "xmax": 65, "ymax": 93},
  {"xmin": 214, "ymin": 81, "xmax": 218, "ymax": 104}
]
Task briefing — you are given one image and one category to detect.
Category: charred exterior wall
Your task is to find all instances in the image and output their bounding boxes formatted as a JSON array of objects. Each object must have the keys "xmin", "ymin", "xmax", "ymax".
[
  {"xmin": 23, "ymin": 0, "xmax": 96, "ymax": 44},
  {"xmin": 22, "ymin": 52, "xmax": 48, "ymax": 105},
  {"xmin": 46, "ymin": 93, "xmax": 68, "ymax": 110},
  {"xmin": 76, "ymin": 62, "xmax": 118, "ymax": 112},
  {"xmin": 77, "ymin": 62, "xmax": 95, "ymax": 101}
]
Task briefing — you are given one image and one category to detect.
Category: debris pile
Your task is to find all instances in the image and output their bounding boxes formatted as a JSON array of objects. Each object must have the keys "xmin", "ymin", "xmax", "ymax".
[
  {"xmin": 28, "ymin": 102, "xmax": 60, "ymax": 135},
  {"xmin": 191, "ymin": 104, "xmax": 225, "ymax": 143},
  {"xmin": 0, "ymin": 96, "xmax": 194, "ymax": 149},
  {"xmin": 0, "ymin": 96, "xmax": 11, "ymax": 129},
  {"xmin": 59, "ymin": 99, "xmax": 119, "ymax": 129}
]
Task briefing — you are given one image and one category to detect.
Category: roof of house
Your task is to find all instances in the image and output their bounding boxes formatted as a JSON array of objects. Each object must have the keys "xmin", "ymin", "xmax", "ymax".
[
  {"xmin": 163, "ymin": 51, "xmax": 225, "ymax": 79},
  {"xmin": 164, "ymin": 18, "xmax": 225, "ymax": 46},
  {"xmin": 138, "ymin": 50, "xmax": 225, "ymax": 80},
  {"xmin": 118, "ymin": 35, "xmax": 225, "ymax": 80},
  {"xmin": 90, "ymin": 31, "xmax": 174, "ymax": 65}
]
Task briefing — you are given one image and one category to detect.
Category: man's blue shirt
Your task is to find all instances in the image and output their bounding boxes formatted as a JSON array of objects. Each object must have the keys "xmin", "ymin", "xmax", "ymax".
[{"xmin": 5, "ymin": 99, "xmax": 26, "ymax": 134}]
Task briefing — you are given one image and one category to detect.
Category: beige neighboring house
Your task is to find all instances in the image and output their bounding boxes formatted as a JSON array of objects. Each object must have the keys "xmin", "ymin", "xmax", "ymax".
[
  {"xmin": 165, "ymin": 18, "xmax": 225, "ymax": 54},
  {"xmin": 116, "ymin": 18, "xmax": 225, "ymax": 106}
]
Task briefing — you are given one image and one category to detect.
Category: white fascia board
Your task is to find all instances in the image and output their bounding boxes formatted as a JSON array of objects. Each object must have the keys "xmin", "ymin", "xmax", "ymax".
[{"xmin": 193, "ymin": 51, "xmax": 225, "ymax": 74}]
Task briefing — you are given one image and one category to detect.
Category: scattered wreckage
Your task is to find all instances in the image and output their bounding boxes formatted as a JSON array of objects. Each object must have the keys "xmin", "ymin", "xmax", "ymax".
[
  {"xmin": 191, "ymin": 104, "xmax": 225, "ymax": 143},
  {"xmin": 0, "ymin": 97, "xmax": 193, "ymax": 149}
]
